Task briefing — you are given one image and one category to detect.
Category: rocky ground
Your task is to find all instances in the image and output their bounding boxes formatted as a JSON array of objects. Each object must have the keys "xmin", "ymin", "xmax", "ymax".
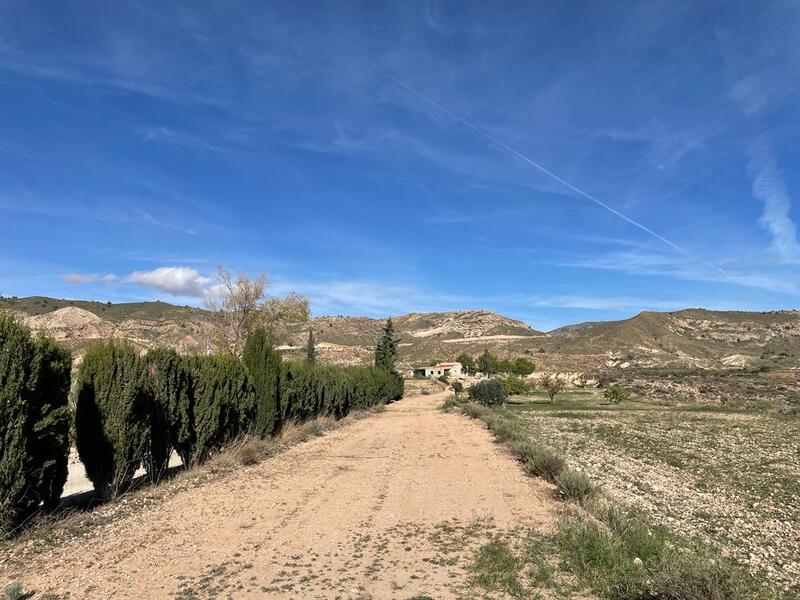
[
  {"xmin": 612, "ymin": 370, "xmax": 800, "ymax": 414},
  {"xmin": 511, "ymin": 390, "xmax": 800, "ymax": 594}
]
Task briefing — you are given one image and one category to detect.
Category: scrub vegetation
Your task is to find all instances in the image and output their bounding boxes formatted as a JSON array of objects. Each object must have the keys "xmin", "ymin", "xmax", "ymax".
[{"xmin": 444, "ymin": 388, "xmax": 788, "ymax": 598}]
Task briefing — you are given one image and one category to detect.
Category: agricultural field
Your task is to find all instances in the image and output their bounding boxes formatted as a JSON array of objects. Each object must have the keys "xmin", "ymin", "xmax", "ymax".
[{"xmin": 507, "ymin": 384, "xmax": 800, "ymax": 594}]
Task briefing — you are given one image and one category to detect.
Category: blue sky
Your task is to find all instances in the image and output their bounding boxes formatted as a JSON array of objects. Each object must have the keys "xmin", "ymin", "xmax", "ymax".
[{"xmin": 0, "ymin": 1, "xmax": 799, "ymax": 330}]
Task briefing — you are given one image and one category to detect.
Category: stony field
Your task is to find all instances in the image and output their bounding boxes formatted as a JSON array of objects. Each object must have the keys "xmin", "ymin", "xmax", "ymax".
[{"xmin": 510, "ymin": 387, "xmax": 800, "ymax": 594}]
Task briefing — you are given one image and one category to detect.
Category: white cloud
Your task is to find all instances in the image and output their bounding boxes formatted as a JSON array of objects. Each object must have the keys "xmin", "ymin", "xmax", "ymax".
[
  {"xmin": 124, "ymin": 267, "xmax": 211, "ymax": 297},
  {"xmin": 747, "ymin": 142, "xmax": 800, "ymax": 265}
]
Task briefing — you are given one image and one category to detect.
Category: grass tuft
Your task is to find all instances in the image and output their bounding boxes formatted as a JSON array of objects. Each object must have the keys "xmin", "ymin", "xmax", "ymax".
[
  {"xmin": 522, "ymin": 447, "xmax": 565, "ymax": 483},
  {"xmin": 557, "ymin": 506, "xmax": 778, "ymax": 600},
  {"xmin": 471, "ymin": 537, "xmax": 526, "ymax": 598},
  {"xmin": 555, "ymin": 469, "xmax": 596, "ymax": 502},
  {"xmin": 3, "ymin": 583, "xmax": 29, "ymax": 600}
]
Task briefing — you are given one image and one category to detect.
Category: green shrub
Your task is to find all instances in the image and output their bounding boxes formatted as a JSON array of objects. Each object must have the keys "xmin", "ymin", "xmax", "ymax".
[
  {"xmin": 555, "ymin": 469, "xmax": 596, "ymax": 502},
  {"xmin": 281, "ymin": 362, "xmax": 401, "ymax": 424},
  {"xmin": 242, "ymin": 328, "xmax": 281, "ymax": 436},
  {"xmin": 280, "ymin": 361, "xmax": 317, "ymax": 422},
  {"xmin": 185, "ymin": 355, "xmax": 254, "ymax": 464},
  {"xmin": 0, "ymin": 316, "xmax": 71, "ymax": 532},
  {"xmin": 143, "ymin": 348, "xmax": 192, "ymax": 471},
  {"xmin": 451, "ymin": 381, "xmax": 464, "ymax": 396},
  {"xmin": 462, "ymin": 402, "xmax": 489, "ymax": 420},
  {"xmin": 485, "ymin": 415, "xmax": 525, "ymax": 444},
  {"xmin": 604, "ymin": 385, "xmax": 631, "ymax": 404},
  {"xmin": 468, "ymin": 379, "xmax": 508, "ymax": 406},
  {"xmin": 522, "ymin": 447, "xmax": 565, "ymax": 483},
  {"xmin": 441, "ymin": 395, "xmax": 462, "ymax": 411},
  {"xmin": 346, "ymin": 365, "xmax": 403, "ymax": 410},
  {"xmin": 511, "ymin": 357, "xmax": 535, "ymax": 376},
  {"xmin": 3, "ymin": 582, "xmax": 25, "ymax": 600},
  {"xmin": 74, "ymin": 342, "xmax": 152, "ymax": 499},
  {"xmin": 501, "ymin": 376, "xmax": 532, "ymax": 396}
]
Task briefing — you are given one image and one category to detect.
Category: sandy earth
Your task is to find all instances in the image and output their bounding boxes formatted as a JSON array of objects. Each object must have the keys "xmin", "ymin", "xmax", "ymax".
[
  {"xmin": 4, "ymin": 390, "xmax": 557, "ymax": 599},
  {"xmin": 62, "ymin": 449, "xmax": 185, "ymax": 498}
]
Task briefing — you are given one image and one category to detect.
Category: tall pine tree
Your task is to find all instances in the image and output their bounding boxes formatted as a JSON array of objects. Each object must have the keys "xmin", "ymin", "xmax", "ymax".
[
  {"xmin": 374, "ymin": 318, "xmax": 399, "ymax": 372},
  {"xmin": 305, "ymin": 329, "xmax": 316, "ymax": 364}
]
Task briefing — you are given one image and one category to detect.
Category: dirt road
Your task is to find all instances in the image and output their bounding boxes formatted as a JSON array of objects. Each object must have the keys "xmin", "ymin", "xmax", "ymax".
[{"xmin": 5, "ymin": 390, "xmax": 557, "ymax": 599}]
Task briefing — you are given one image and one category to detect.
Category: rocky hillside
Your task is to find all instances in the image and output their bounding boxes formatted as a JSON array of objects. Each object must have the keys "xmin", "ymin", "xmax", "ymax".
[
  {"xmin": 2, "ymin": 297, "xmax": 798, "ymax": 371},
  {"xmin": 0, "ymin": 297, "xmax": 214, "ymax": 357},
  {"xmin": 0, "ymin": 298, "xmax": 546, "ymax": 367},
  {"xmin": 545, "ymin": 309, "xmax": 800, "ymax": 369},
  {"xmin": 284, "ymin": 311, "xmax": 547, "ymax": 367}
]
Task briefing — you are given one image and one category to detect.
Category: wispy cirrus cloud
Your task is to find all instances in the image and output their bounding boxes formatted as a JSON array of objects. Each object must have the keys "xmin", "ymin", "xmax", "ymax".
[
  {"xmin": 137, "ymin": 126, "xmax": 224, "ymax": 153},
  {"xmin": 137, "ymin": 209, "xmax": 197, "ymax": 236},
  {"xmin": 560, "ymin": 248, "xmax": 800, "ymax": 297},
  {"xmin": 746, "ymin": 142, "xmax": 800, "ymax": 265},
  {"xmin": 59, "ymin": 272, "xmax": 118, "ymax": 284},
  {"xmin": 0, "ymin": 190, "xmax": 200, "ymax": 236},
  {"xmin": 271, "ymin": 278, "xmax": 472, "ymax": 317}
]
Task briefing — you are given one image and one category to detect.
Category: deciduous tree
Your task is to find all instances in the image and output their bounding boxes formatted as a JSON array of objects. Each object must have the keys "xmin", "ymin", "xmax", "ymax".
[
  {"xmin": 204, "ymin": 266, "xmax": 309, "ymax": 356},
  {"xmin": 540, "ymin": 373, "xmax": 565, "ymax": 403}
]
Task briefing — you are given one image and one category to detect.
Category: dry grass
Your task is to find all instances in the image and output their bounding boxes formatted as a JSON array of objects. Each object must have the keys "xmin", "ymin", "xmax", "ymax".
[
  {"xmin": 513, "ymin": 394, "xmax": 800, "ymax": 593},
  {"xmin": 443, "ymin": 395, "xmax": 778, "ymax": 599}
]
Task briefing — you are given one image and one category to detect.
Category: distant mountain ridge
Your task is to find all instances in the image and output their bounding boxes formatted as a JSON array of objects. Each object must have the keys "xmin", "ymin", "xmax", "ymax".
[
  {"xmin": 1, "ymin": 296, "xmax": 798, "ymax": 370},
  {"xmin": 544, "ymin": 308, "xmax": 800, "ymax": 370}
]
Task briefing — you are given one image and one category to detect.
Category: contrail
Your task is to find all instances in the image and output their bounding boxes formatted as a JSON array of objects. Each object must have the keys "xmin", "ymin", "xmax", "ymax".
[{"xmin": 388, "ymin": 74, "xmax": 729, "ymax": 278}]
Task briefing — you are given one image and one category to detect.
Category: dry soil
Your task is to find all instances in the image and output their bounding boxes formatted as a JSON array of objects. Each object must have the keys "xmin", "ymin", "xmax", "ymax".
[{"xmin": 4, "ymin": 390, "xmax": 557, "ymax": 599}]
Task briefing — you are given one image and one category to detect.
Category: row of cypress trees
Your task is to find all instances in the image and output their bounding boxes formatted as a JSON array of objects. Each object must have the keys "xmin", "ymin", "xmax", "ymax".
[{"xmin": 1, "ymin": 320, "xmax": 403, "ymax": 533}]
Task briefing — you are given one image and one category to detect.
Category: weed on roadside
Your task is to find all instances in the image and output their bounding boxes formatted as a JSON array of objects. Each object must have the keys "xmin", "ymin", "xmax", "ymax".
[
  {"xmin": 557, "ymin": 505, "xmax": 779, "ymax": 600},
  {"xmin": 555, "ymin": 469, "xmax": 596, "ymax": 503}
]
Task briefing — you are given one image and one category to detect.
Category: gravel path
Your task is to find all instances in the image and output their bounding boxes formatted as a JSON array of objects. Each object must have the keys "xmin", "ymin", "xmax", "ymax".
[{"xmin": 3, "ymin": 391, "xmax": 557, "ymax": 599}]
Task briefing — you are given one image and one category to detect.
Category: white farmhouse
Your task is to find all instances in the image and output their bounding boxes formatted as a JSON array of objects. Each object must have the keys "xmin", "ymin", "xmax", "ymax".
[{"xmin": 412, "ymin": 362, "xmax": 463, "ymax": 379}]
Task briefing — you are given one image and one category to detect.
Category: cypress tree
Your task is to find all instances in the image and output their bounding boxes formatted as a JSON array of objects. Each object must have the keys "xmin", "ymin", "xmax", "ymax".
[
  {"xmin": 143, "ymin": 348, "xmax": 193, "ymax": 472},
  {"xmin": 242, "ymin": 328, "xmax": 281, "ymax": 436},
  {"xmin": 1, "ymin": 315, "xmax": 34, "ymax": 532},
  {"xmin": 27, "ymin": 335, "xmax": 72, "ymax": 509},
  {"xmin": 186, "ymin": 355, "xmax": 254, "ymax": 464},
  {"xmin": 74, "ymin": 342, "xmax": 152, "ymax": 499},
  {"xmin": 0, "ymin": 316, "xmax": 71, "ymax": 532},
  {"xmin": 374, "ymin": 318, "xmax": 399, "ymax": 372},
  {"xmin": 305, "ymin": 329, "xmax": 316, "ymax": 365}
]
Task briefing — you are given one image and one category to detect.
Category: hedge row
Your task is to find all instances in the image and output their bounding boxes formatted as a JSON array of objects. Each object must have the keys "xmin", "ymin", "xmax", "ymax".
[
  {"xmin": 280, "ymin": 362, "xmax": 404, "ymax": 423},
  {"xmin": 0, "ymin": 316, "xmax": 71, "ymax": 532},
  {"xmin": 1, "ymin": 323, "xmax": 403, "ymax": 531}
]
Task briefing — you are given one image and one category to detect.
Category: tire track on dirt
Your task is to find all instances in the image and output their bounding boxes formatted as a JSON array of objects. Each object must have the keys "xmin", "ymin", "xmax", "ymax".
[{"xmin": 4, "ymin": 390, "xmax": 558, "ymax": 599}]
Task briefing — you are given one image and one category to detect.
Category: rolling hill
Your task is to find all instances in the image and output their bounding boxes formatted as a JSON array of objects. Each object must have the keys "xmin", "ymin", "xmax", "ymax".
[
  {"xmin": 1, "ymin": 296, "xmax": 798, "ymax": 370},
  {"xmin": 545, "ymin": 308, "xmax": 800, "ymax": 369}
]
